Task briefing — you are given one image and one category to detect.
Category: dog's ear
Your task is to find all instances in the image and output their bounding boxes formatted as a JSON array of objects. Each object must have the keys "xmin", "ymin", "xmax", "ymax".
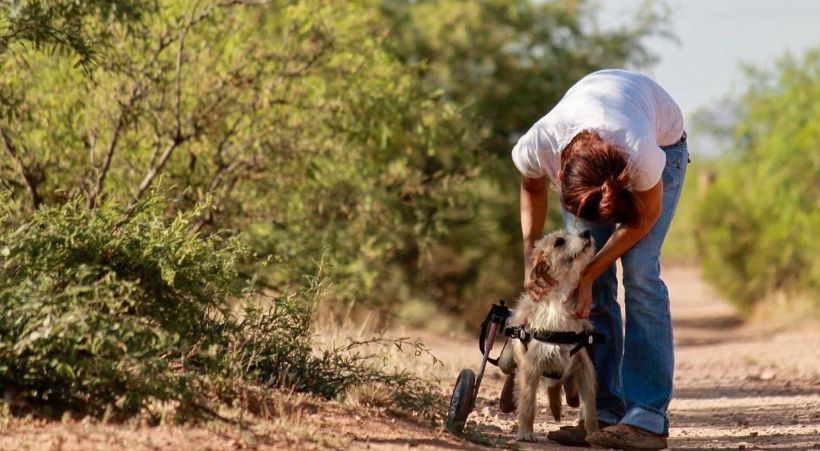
[{"xmin": 530, "ymin": 257, "xmax": 557, "ymax": 287}]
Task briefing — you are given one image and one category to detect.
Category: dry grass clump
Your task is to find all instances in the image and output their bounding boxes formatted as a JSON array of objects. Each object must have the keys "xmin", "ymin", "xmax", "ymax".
[
  {"xmin": 343, "ymin": 383, "xmax": 395, "ymax": 409},
  {"xmin": 0, "ymin": 195, "xmax": 445, "ymax": 428}
]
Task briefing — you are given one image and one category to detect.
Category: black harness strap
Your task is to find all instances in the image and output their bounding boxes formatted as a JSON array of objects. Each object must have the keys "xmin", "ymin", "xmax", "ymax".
[
  {"xmin": 536, "ymin": 330, "xmax": 606, "ymax": 356},
  {"xmin": 476, "ymin": 299, "xmax": 604, "ymax": 368},
  {"xmin": 504, "ymin": 326, "xmax": 605, "ymax": 357}
]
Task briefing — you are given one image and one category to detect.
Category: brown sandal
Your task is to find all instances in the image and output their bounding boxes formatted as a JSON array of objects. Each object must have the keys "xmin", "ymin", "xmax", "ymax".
[
  {"xmin": 586, "ymin": 423, "xmax": 668, "ymax": 450},
  {"xmin": 547, "ymin": 420, "xmax": 613, "ymax": 447}
]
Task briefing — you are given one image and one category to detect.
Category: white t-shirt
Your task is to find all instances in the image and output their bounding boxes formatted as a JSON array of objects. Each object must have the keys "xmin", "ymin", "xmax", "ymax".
[{"xmin": 511, "ymin": 69, "xmax": 684, "ymax": 191}]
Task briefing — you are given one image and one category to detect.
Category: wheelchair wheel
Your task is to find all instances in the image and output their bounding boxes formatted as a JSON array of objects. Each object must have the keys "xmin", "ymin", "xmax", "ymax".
[{"xmin": 446, "ymin": 368, "xmax": 476, "ymax": 434}]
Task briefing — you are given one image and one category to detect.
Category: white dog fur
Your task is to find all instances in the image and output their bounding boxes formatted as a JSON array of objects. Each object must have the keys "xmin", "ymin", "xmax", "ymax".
[{"xmin": 512, "ymin": 230, "xmax": 599, "ymax": 442}]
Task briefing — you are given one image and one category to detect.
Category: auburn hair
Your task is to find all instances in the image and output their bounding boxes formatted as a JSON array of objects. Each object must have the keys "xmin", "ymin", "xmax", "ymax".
[{"xmin": 559, "ymin": 130, "xmax": 640, "ymax": 226}]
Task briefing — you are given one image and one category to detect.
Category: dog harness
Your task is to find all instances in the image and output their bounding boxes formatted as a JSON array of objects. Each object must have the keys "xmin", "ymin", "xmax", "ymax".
[
  {"xmin": 477, "ymin": 299, "xmax": 605, "ymax": 379},
  {"xmin": 503, "ymin": 325, "xmax": 605, "ymax": 357}
]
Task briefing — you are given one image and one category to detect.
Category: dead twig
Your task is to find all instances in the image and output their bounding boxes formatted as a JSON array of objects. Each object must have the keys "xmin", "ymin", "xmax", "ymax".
[
  {"xmin": 87, "ymin": 84, "xmax": 143, "ymax": 209},
  {"xmin": 0, "ymin": 125, "xmax": 42, "ymax": 210}
]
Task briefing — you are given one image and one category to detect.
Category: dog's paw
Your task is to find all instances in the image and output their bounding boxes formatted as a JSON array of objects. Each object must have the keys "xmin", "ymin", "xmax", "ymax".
[{"xmin": 516, "ymin": 430, "xmax": 537, "ymax": 442}]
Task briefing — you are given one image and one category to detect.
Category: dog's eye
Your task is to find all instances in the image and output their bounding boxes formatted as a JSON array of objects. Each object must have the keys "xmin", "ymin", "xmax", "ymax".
[{"xmin": 554, "ymin": 237, "xmax": 565, "ymax": 247}]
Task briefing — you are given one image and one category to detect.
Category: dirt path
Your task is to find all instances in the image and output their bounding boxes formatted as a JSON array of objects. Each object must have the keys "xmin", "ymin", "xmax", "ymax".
[
  {"xmin": 368, "ymin": 265, "xmax": 820, "ymax": 450},
  {"xmin": 1, "ymin": 265, "xmax": 818, "ymax": 450}
]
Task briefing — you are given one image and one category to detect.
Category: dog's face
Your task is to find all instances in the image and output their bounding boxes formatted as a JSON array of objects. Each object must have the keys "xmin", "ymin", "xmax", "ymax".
[{"xmin": 529, "ymin": 230, "xmax": 595, "ymax": 290}]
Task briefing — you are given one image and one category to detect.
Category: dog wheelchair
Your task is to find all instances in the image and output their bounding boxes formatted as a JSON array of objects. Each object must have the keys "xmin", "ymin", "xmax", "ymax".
[{"xmin": 446, "ymin": 299, "xmax": 604, "ymax": 434}]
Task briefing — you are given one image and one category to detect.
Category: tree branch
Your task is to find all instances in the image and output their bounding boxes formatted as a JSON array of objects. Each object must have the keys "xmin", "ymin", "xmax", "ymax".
[
  {"xmin": 174, "ymin": 26, "xmax": 187, "ymax": 139},
  {"xmin": 192, "ymin": 158, "xmax": 251, "ymax": 232},
  {"xmin": 218, "ymin": 0, "xmax": 271, "ymax": 6},
  {"xmin": 125, "ymin": 133, "xmax": 192, "ymax": 217},
  {"xmin": 1, "ymin": 126, "xmax": 42, "ymax": 210},
  {"xmin": 87, "ymin": 84, "xmax": 142, "ymax": 209}
]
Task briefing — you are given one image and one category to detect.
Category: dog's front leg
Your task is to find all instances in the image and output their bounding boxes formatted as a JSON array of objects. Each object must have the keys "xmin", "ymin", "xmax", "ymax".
[
  {"xmin": 515, "ymin": 348, "xmax": 541, "ymax": 442},
  {"xmin": 576, "ymin": 350, "xmax": 600, "ymax": 434}
]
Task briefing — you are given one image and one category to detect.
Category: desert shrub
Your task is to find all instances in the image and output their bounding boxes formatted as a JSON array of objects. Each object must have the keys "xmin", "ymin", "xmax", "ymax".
[
  {"xmin": 0, "ymin": 0, "xmax": 664, "ymax": 323},
  {"xmin": 0, "ymin": 194, "xmax": 439, "ymax": 420},
  {"xmin": 224, "ymin": 284, "xmax": 441, "ymax": 416},
  {"xmin": 695, "ymin": 49, "xmax": 820, "ymax": 312},
  {"xmin": 0, "ymin": 194, "xmax": 244, "ymax": 415}
]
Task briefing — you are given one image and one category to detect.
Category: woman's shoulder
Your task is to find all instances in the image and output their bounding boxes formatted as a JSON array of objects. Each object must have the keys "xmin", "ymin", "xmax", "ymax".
[{"xmin": 511, "ymin": 123, "xmax": 562, "ymax": 182}]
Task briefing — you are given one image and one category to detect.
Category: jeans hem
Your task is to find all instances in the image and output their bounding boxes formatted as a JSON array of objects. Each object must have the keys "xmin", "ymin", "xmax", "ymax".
[
  {"xmin": 579, "ymin": 409, "xmax": 622, "ymax": 426},
  {"xmin": 620, "ymin": 405, "xmax": 668, "ymax": 436}
]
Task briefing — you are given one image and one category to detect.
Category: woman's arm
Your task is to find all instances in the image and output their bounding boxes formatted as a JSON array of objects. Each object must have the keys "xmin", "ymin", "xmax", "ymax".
[
  {"xmin": 521, "ymin": 175, "xmax": 548, "ymax": 296},
  {"xmin": 572, "ymin": 179, "xmax": 664, "ymax": 317}
]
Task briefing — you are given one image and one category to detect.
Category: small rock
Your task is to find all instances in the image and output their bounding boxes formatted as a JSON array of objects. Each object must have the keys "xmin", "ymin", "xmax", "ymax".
[
  {"xmin": 739, "ymin": 445, "xmax": 746, "ymax": 450},
  {"xmin": 749, "ymin": 432, "xmax": 758, "ymax": 438},
  {"xmin": 239, "ymin": 432, "xmax": 259, "ymax": 449},
  {"xmin": 481, "ymin": 407, "xmax": 491, "ymax": 417},
  {"xmin": 759, "ymin": 370, "xmax": 775, "ymax": 381}
]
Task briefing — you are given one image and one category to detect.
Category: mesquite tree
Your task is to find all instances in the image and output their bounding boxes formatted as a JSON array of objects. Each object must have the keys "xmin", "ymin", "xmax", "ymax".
[{"xmin": 0, "ymin": 0, "xmax": 661, "ymax": 314}]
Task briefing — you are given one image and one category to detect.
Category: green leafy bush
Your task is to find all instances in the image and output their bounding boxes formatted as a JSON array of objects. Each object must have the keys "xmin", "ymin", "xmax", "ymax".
[
  {"xmin": 0, "ymin": 194, "xmax": 439, "ymax": 420},
  {"xmin": 0, "ymin": 194, "xmax": 243, "ymax": 415},
  {"xmin": 0, "ymin": 0, "xmax": 664, "ymax": 322},
  {"xmin": 695, "ymin": 50, "xmax": 820, "ymax": 312}
]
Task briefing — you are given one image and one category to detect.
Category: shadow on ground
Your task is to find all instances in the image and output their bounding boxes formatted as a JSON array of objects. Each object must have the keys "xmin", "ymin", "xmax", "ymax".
[
  {"xmin": 673, "ymin": 315, "xmax": 744, "ymax": 330},
  {"xmin": 675, "ymin": 383, "xmax": 820, "ymax": 401},
  {"xmin": 670, "ymin": 430, "xmax": 820, "ymax": 451}
]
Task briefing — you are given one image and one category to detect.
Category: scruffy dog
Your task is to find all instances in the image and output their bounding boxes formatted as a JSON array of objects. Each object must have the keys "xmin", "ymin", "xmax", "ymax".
[{"xmin": 512, "ymin": 230, "xmax": 599, "ymax": 442}]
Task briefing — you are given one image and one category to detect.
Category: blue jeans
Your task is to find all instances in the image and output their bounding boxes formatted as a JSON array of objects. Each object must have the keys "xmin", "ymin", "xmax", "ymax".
[{"xmin": 561, "ymin": 137, "xmax": 689, "ymax": 435}]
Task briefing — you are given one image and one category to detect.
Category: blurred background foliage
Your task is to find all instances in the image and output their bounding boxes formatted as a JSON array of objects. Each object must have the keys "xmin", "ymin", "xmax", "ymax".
[
  {"xmin": 0, "ymin": 0, "xmax": 668, "ymax": 327},
  {"xmin": 0, "ymin": 0, "xmax": 817, "ymax": 342},
  {"xmin": 693, "ymin": 49, "xmax": 820, "ymax": 313}
]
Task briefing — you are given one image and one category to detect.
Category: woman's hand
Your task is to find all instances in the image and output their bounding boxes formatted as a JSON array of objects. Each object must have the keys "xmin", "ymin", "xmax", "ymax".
[{"xmin": 568, "ymin": 276, "xmax": 593, "ymax": 318}]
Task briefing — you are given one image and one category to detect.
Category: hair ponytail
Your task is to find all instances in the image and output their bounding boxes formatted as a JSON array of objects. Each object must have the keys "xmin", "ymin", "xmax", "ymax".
[{"xmin": 560, "ymin": 131, "xmax": 640, "ymax": 226}]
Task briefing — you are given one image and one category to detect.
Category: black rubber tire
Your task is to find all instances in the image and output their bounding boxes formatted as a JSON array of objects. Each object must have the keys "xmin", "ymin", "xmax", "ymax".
[{"xmin": 446, "ymin": 368, "xmax": 476, "ymax": 434}]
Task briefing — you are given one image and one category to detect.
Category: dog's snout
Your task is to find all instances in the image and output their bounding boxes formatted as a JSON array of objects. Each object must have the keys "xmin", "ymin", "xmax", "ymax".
[{"xmin": 579, "ymin": 230, "xmax": 592, "ymax": 240}]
